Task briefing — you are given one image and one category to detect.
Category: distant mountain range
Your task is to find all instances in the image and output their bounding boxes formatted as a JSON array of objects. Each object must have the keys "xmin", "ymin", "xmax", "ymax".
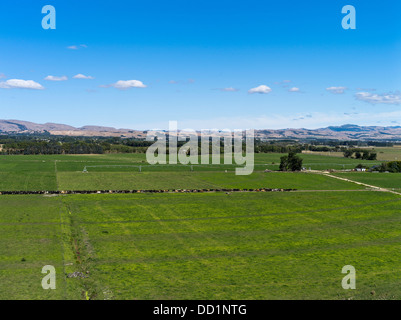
[
  {"xmin": 0, "ymin": 119, "xmax": 145, "ymax": 138},
  {"xmin": 1, "ymin": 119, "xmax": 401, "ymax": 141},
  {"xmin": 254, "ymin": 124, "xmax": 401, "ymax": 141}
]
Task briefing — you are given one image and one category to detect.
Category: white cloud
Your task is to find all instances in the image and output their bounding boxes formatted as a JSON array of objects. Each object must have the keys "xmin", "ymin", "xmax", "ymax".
[
  {"xmin": 355, "ymin": 92, "xmax": 401, "ymax": 105},
  {"xmin": 44, "ymin": 75, "xmax": 68, "ymax": 81},
  {"xmin": 108, "ymin": 80, "xmax": 147, "ymax": 89},
  {"xmin": 219, "ymin": 87, "xmax": 239, "ymax": 92},
  {"xmin": 326, "ymin": 86, "xmax": 347, "ymax": 94},
  {"xmin": 289, "ymin": 87, "xmax": 300, "ymax": 92},
  {"xmin": 248, "ymin": 85, "xmax": 272, "ymax": 94},
  {"xmin": 73, "ymin": 74, "xmax": 94, "ymax": 79},
  {"xmin": 356, "ymin": 87, "xmax": 376, "ymax": 91},
  {"xmin": 67, "ymin": 44, "xmax": 87, "ymax": 50},
  {"xmin": 129, "ymin": 110, "xmax": 401, "ymax": 131},
  {"xmin": 0, "ymin": 79, "xmax": 44, "ymax": 90}
]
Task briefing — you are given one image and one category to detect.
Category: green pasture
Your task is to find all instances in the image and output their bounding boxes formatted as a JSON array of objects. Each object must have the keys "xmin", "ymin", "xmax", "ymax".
[
  {"xmin": 2, "ymin": 191, "xmax": 401, "ymax": 299},
  {"xmin": 0, "ymin": 152, "xmax": 382, "ymax": 191},
  {"xmin": 0, "ymin": 195, "xmax": 79, "ymax": 299},
  {"xmin": 333, "ymin": 172, "xmax": 401, "ymax": 190},
  {"xmin": 60, "ymin": 191, "xmax": 401, "ymax": 299},
  {"xmin": 1, "ymin": 151, "xmax": 401, "ymax": 300},
  {"xmin": 56, "ymin": 171, "xmax": 365, "ymax": 191}
]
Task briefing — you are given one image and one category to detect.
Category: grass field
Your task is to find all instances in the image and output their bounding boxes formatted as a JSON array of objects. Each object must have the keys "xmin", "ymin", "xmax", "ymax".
[
  {"xmin": 1, "ymin": 152, "xmax": 401, "ymax": 300},
  {"xmin": 361, "ymin": 146, "xmax": 401, "ymax": 161},
  {"xmin": 56, "ymin": 171, "xmax": 366, "ymax": 191},
  {"xmin": 0, "ymin": 153, "xmax": 381, "ymax": 191},
  {"xmin": 68, "ymin": 191, "xmax": 401, "ymax": 300},
  {"xmin": 303, "ymin": 146, "xmax": 401, "ymax": 162},
  {"xmin": 333, "ymin": 172, "xmax": 401, "ymax": 190},
  {"xmin": 0, "ymin": 195, "xmax": 75, "ymax": 299},
  {"xmin": 2, "ymin": 190, "xmax": 401, "ymax": 299}
]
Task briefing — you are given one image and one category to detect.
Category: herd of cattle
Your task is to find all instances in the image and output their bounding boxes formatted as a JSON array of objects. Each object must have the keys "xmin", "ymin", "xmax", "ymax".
[{"xmin": 0, "ymin": 188, "xmax": 296, "ymax": 195}]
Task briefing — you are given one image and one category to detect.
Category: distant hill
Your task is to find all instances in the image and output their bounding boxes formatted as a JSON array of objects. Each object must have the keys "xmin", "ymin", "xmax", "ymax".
[
  {"xmin": 1, "ymin": 119, "xmax": 401, "ymax": 141},
  {"xmin": 254, "ymin": 124, "xmax": 401, "ymax": 141},
  {"xmin": 0, "ymin": 119, "xmax": 145, "ymax": 138}
]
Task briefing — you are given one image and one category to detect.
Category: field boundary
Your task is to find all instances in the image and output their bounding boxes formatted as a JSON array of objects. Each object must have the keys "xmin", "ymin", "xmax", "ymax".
[
  {"xmin": 320, "ymin": 172, "xmax": 401, "ymax": 196},
  {"xmin": 0, "ymin": 187, "xmax": 296, "ymax": 195}
]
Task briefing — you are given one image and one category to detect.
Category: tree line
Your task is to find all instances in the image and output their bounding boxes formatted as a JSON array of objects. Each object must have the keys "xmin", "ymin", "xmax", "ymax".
[
  {"xmin": 343, "ymin": 148, "xmax": 377, "ymax": 160},
  {"xmin": 0, "ymin": 134, "xmax": 393, "ymax": 157},
  {"xmin": 373, "ymin": 161, "xmax": 401, "ymax": 173},
  {"xmin": 0, "ymin": 135, "xmax": 154, "ymax": 155}
]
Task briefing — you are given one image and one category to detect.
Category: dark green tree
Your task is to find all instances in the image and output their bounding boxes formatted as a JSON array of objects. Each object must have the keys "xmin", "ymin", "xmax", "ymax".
[
  {"xmin": 343, "ymin": 150, "xmax": 353, "ymax": 158},
  {"xmin": 362, "ymin": 150, "xmax": 370, "ymax": 160},
  {"xmin": 279, "ymin": 152, "xmax": 303, "ymax": 171}
]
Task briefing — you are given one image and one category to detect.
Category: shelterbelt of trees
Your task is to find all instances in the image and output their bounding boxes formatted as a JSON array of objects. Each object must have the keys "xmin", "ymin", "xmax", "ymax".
[
  {"xmin": 374, "ymin": 161, "xmax": 401, "ymax": 173},
  {"xmin": 0, "ymin": 135, "xmax": 153, "ymax": 155},
  {"xmin": 0, "ymin": 134, "xmax": 395, "ymax": 155},
  {"xmin": 343, "ymin": 148, "xmax": 377, "ymax": 160}
]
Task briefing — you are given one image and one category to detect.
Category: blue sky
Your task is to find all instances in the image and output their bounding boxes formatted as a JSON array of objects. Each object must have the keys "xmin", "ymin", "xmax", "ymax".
[{"xmin": 0, "ymin": 0, "xmax": 400, "ymax": 130}]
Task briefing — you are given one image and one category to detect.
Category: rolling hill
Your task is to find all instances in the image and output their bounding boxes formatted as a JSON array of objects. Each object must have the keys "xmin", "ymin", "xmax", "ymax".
[{"xmin": 1, "ymin": 119, "xmax": 401, "ymax": 140}]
